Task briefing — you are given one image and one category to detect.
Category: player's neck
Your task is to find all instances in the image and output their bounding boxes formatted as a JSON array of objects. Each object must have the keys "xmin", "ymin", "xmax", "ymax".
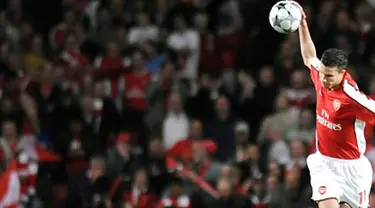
[
  {"xmin": 328, "ymin": 84, "xmax": 341, "ymax": 91},
  {"xmin": 329, "ymin": 75, "xmax": 345, "ymax": 91}
]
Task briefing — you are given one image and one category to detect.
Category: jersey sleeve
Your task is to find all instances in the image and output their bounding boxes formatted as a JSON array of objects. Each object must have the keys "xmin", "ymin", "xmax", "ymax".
[
  {"xmin": 309, "ymin": 57, "xmax": 321, "ymax": 85},
  {"xmin": 343, "ymin": 80, "xmax": 375, "ymax": 125}
]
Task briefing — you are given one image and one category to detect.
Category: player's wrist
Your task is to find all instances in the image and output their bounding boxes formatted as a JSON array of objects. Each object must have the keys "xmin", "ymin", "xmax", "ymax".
[{"xmin": 300, "ymin": 19, "xmax": 308, "ymax": 28}]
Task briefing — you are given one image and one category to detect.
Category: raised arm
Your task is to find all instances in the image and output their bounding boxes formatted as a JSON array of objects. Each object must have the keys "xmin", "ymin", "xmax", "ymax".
[{"xmin": 295, "ymin": 2, "xmax": 317, "ymax": 67}]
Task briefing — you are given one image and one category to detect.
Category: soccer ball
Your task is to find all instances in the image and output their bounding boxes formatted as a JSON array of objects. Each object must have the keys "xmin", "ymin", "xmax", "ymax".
[{"xmin": 269, "ymin": 1, "xmax": 302, "ymax": 34}]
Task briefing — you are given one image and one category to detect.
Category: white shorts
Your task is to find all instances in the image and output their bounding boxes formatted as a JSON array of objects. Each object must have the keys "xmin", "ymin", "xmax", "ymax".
[{"xmin": 307, "ymin": 152, "xmax": 373, "ymax": 208}]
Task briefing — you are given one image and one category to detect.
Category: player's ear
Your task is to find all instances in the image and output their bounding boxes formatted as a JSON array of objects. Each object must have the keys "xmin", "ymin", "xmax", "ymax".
[{"xmin": 338, "ymin": 68, "xmax": 346, "ymax": 74}]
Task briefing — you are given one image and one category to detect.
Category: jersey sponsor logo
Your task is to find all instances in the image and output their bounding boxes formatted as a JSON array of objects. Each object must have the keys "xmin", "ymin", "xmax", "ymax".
[
  {"xmin": 318, "ymin": 186, "xmax": 327, "ymax": 195},
  {"xmin": 333, "ymin": 99, "xmax": 341, "ymax": 111},
  {"xmin": 316, "ymin": 109, "xmax": 342, "ymax": 131}
]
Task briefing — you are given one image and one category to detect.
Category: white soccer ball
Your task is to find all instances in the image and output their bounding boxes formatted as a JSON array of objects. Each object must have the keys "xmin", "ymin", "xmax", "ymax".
[{"xmin": 269, "ymin": 1, "xmax": 302, "ymax": 34}]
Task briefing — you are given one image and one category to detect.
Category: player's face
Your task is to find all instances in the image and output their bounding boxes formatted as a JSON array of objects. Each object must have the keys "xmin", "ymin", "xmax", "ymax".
[{"xmin": 319, "ymin": 66, "xmax": 345, "ymax": 89}]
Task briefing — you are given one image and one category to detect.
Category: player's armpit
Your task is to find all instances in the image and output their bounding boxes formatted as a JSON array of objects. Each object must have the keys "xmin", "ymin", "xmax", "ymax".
[
  {"xmin": 355, "ymin": 106, "xmax": 375, "ymax": 125},
  {"xmin": 308, "ymin": 57, "xmax": 321, "ymax": 72},
  {"xmin": 343, "ymin": 80, "xmax": 375, "ymax": 124},
  {"xmin": 307, "ymin": 57, "xmax": 321, "ymax": 85}
]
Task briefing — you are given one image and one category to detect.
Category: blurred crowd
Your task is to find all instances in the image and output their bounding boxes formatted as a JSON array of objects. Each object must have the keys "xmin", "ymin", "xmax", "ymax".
[{"xmin": 0, "ymin": 0, "xmax": 375, "ymax": 207}]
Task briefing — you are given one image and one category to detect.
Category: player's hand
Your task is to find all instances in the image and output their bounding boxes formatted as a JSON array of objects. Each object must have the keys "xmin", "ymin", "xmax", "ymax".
[
  {"xmin": 290, "ymin": 1, "xmax": 306, "ymax": 20},
  {"xmin": 290, "ymin": 1, "xmax": 307, "ymax": 28}
]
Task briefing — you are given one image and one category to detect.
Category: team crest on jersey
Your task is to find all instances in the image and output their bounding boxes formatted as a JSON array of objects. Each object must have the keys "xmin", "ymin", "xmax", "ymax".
[
  {"xmin": 318, "ymin": 186, "xmax": 327, "ymax": 195},
  {"xmin": 333, "ymin": 99, "xmax": 341, "ymax": 111}
]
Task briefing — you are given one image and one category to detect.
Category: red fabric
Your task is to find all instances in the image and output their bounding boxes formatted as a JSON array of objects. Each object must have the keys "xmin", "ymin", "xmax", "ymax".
[
  {"xmin": 198, "ymin": 33, "xmax": 223, "ymax": 73},
  {"xmin": 61, "ymin": 49, "xmax": 89, "ymax": 68},
  {"xmin": 66, "ymin": 136, "xmax": 86, "ymax": 174},
  {"xmin": 215, "ymin": 29, "xmax": 245, "ymax": 69},
  {"xmin": 15, "ymin": 138, "xmax": 61, "ymax": 204},
  {"xmin": 160, "ymin": 79, "xmax": 172, "ymax": 110},
  {"xmin": 96, "ymin": 56, "xmax": 125, "ymax": 72},
  {"xmin": 165, "ymin": 157, "xmax": 219, "ymax": 199},
  {"xmin": 95, "ymin": 56, "xmax": 128, "ymax": 98},
  {"xmin": 50, "ymin": 25, "xmax": 66, "ymax": 49},
  {"xmin": 35, "ymin": 145, "xmax": 61, "ymax": 162},
  {"xmin": 117, "ymin": 133, "xmax": 130, "ymax": 144},
  {"xmin": 40, "ymin": 82, "xmax": 52, "ymax": 98},
  {"xmin": 19, "ymin": 178, "xmax": 28, "ymax": 202},
  {"xmin": 235, "ymin": 184, "xmax": 247, "ymax": 195},
  {"xmin": 0, "ymin": 149, "xmax": 5, "ymax": 162},
  {"xmin": 18, "ymin": 161, "xmax": 36, "ymax": 201},
  {"xmin": 216, "ymin": 29, "xmax": 245, "ymax": 50},
  {"xmin": 26, "ymin": 162, "xmax": 37, "ymax": 195},
  {"xmin": 123, "ymin": 72, "xmax": 151, "ymax": 110},
  {"xmin": 123, "ymin": 190, "xmax": 159, "ymax": 208},
  {"xmin": 107, "ymin": 177, "xmax": 123, "ymax": 199},
  {"xmin": 0, "ymin": 159, "xmax": 20, "ymax": 207},
  {"xmin": 165, "ymin": 157, "xmax": 178, "ymax": 169},
  {"xmin": 4, "ymin": 205, "xmax": 18, "ymax": 208},
  {"xmin": 167, "ymin": 139, "xmax": 217, "ymax": 162},
  {"xmin": 106, "ymin": 77, "xmax": 120, "ymax": 98},
  {"xmin": 21, "ymin": 120, "xmax": 34, "ymax": 135},
  {"xmin": 221, "ymin": 51, "xmax": 234, "ymax": 69},
  {"xmin": 308, "ymin": 69, "xmax": 373, "ymax": 159},
  {"xmin": 309, "ymin": 137, "xmax": 316, "ymax": 154},
  {"xmin": 289, "ymin": 94, "xmax": 314, "ymax": 108}
]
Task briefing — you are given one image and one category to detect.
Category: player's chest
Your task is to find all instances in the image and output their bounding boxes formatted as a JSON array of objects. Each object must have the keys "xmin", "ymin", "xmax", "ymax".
[{"xmin": 316, "ymin": 88, "xmax": 352, "ymax": 119}]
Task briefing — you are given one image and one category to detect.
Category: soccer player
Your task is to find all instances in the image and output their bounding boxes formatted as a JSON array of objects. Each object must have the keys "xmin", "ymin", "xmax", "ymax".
[{"xmin": 295, "ymin": 2, "xmax": 373, "ymax": 208}]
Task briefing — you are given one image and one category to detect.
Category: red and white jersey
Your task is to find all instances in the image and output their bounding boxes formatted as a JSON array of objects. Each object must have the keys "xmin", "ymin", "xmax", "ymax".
[
  {"xmin": 93, "ymin": 56, "xmax": 130, "ymax": 98},
  {"xmin": 0, "ymin": 159, "xmax": 20, "ymax": 208},
  {"xmin": 310, "ymin": 57, "xmax": 375, "ymax": 159},
  {"xmin": 122, "ymin": 72, "xmax": 151, "ymax": 111},
  {"xmin": 61, "ymin": 49, "xmax": 89, "ymax": 68}
]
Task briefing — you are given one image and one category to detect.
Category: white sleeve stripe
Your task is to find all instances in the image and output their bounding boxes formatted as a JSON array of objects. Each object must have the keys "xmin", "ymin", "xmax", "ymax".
[
  {"xmin": 343, "ymin": 80, "xmax": 375, "ymax": 113},
  {"xmin": 310, "ymin": 57, "xmax": 321, "ymax": 71}
]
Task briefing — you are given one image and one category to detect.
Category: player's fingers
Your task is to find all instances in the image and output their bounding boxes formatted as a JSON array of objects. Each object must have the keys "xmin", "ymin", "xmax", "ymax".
[
  {"xmin": 289, "ymin": 0, "xmax": 302, "ymax": 8},
  {"xmin": 301, "ymin": 10, "xmax": 306, "ymax": 19},
  {"xmin": 289, "ymin": 0, "xmax": 306, "ymax": 19}
]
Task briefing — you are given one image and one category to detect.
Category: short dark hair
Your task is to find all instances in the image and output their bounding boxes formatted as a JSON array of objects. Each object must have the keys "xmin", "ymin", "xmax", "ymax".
[{"xmin": 321, "ymin": 48, "xmax": 348, "ymax": 70}]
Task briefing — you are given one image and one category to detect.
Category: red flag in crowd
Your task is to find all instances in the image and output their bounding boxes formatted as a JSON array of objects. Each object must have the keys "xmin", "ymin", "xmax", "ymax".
[
  {"xmin": 0, "ymin": 159, "xmax": 21, "ymax": 208},
  {"xmin": 17, "ymin": 135, "xmax": 61, "ymax": 202},
  {"xmin": 18, "ymin": 135, "xmax": 61, "ymax": 162},
  {"xmin": 34, "ymin": 145, "xmax": 61, "ymax": 162},
  {"xmin": 167, "ymin": 139, "xmax": 217, "ymax": 162},
  {"xmin": 165, "ymin": 157, "xmax": 219, "ymax": 199}
]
